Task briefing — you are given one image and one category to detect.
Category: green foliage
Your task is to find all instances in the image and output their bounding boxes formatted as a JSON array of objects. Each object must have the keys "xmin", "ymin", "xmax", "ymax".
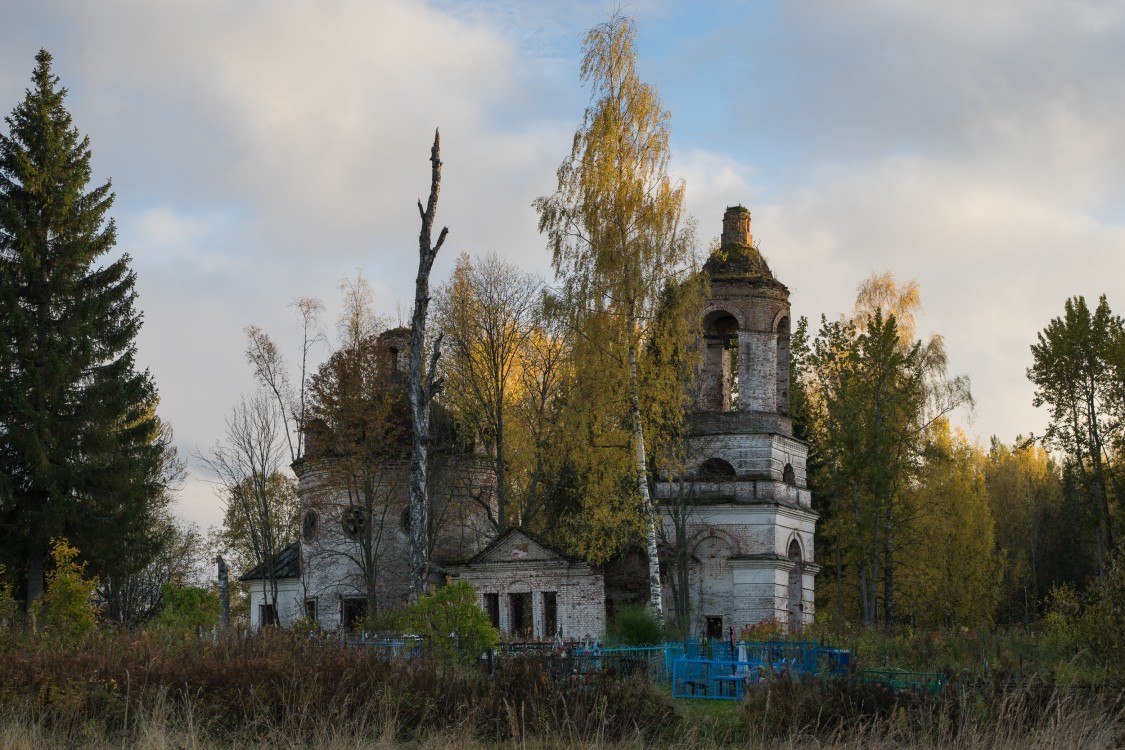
[
  {"xmin": 608, "ymin": 603, "xmax": 663, "ymax": 645},
  {"xmin": 404, "ymin": 581, "xmax": 498, "ymax": 662},
  {"xmin": 0, "ymin": 564, "xmax": 19, "ymax": 639},
  {"xmin": 35, "ymin": 538, "xmax": 99, "ymax": 641},
  {"xmin": 153, "ymin": 583, "xmax": 220, "ymax": 633},
  {"xmin": 1077, "ymin": 551, "xmax": 1125, "ymax": 674},
  {"xmin": 802, "ymin": 275, "xmax": 972, "ymax": 628},
  {"xmin": 0, "ymin": 49, "xmax": 165, "ymax": 604},
  {"xmin": 897, "ymin": 422, "xmax": 1000, "ymax": 628},
  {"xmin": 364, "ymin": 604, "xmax": 406, "ymax": 634},
  {"xmin": 985, "ymin": 439, "xmax": 1071, "ymax": 623},
  {"xmin": 1028, "ymin": 295, "xmax": 1123, "ymax": 566}
]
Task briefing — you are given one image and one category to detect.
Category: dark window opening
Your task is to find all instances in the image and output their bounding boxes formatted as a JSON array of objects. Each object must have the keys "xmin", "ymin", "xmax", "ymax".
[
  {"xmin": 301, "ymin": 510, "xmax": 319, "ymax": 542},
  {"xmin": 783, "ymin": 463, "xmax": 796, "ymax": 486},
  {"xmin": 542, "ymin": 592, "xmax": 558, "ymax": 640},
  {"xmin": 705, "ymin": 616, "xmax": 723, "ymax": 639},
  {"xmin": 699, "ymin": 457, "xmax": 737, "ymax": 482},
  {"xmin": 787, "ymin": 539, "xmax": 803, "ymax": 635},
  {"xmin": 508, "ymin": 592, "xmax": 532, "ymax": 638},
  {"xmin": 342, "ymin": 597, "xmax": 368, "ymax": 631},
  {"xmin": 483, "ymin": 593, "xmax": 500, "ymax": 630},
  {"xmin": 341, "ymin": 507, "xmax": 368, "ymax": 540},
  {"xmin": 304, "ymin": 598, "xmax": 318, "ymax": 621},
  {"xmin": 776, "ymin": 316, "xmax": 791, "ymax": 414},
  {"xmin": 259, "ymin": 603, "xmax": 277, "ymax": 627}
]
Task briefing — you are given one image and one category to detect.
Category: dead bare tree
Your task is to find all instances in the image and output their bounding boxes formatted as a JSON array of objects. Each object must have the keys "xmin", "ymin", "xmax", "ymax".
[{"xmin": 408, "ymin": 130, "xmax": 449, "ymax": 601}]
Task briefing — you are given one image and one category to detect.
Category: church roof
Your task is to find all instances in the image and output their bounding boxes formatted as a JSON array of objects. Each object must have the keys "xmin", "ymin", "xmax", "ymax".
[
  {"xmin": 455, "ymin": 527, "xmax": 586, "ymax": 567},
  {"xmin": 239, "ymin": 541, "xmax": 301, "ymax": 581},
  {"xmin": 703, "ymin": 241, "xmax": 777, "ymax": 282}
]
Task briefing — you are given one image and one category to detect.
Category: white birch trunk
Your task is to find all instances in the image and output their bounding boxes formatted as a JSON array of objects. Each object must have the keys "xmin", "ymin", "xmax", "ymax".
[{"xmin": 628, "ymin": 345, "xmax": 663, "ymax": 618}]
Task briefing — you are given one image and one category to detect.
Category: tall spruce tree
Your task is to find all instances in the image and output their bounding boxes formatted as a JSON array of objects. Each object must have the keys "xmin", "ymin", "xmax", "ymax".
[{"xmin": 0, "ymin": 50, "xmax": 163, "ymax": 606}]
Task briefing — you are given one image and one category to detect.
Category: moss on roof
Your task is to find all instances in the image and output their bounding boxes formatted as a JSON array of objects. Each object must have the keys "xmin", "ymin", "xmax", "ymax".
[{"xmin": 703, "ymin": 241, "xmax": 775, "ymax": 281}]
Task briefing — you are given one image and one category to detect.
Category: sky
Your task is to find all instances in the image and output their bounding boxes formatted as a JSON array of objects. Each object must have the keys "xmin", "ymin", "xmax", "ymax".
[{"xmin": 3, "ymin": 0, "xmax": 1124, "ymax": 533}]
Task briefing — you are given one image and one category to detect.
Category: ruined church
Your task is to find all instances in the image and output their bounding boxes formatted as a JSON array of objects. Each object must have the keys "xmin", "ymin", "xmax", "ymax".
[{"xmin": 243, "ymin": 205, "xmax": 818, "ymax": 639}]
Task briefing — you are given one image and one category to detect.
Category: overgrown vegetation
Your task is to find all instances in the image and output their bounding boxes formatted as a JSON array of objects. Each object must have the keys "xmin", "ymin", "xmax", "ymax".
[
  {"xmin": 0, "ymin": 630, "xmax": 677, "ymax": 746},
  {"xmin": 0, "ymin": 629, "xmax": 1120, "ymax": 749},
  {"xmin": 607, "ymin": 603, "xmax": 664, "ymax": 645},
  {"xmin": 404, "ymin": 581, "xmax": 499, "ymax": 662},
  {"xmin": 32, "ymin": 539, "xmax": 99, "ymax": 642}
]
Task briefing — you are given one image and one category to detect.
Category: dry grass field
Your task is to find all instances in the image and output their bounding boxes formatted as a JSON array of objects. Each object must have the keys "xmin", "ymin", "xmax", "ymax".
[{"xmin": 0, "ymin": 630, "xmax": 1121, "ymax": 749}]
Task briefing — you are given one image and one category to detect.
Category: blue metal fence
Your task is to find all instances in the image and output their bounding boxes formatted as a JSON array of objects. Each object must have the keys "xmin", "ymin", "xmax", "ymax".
[
  {"xmin": 341, "ymin": 634, "xmax": 855, "ymax": 696},
  {"xmin": 672, "ymin": 658, "xmax": 761, "ymax": 700}
]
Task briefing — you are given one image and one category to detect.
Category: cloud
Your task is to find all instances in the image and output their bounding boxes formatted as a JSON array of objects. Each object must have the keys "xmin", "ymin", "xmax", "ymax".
[{"xmin": 3, "ymin": 0, "xmax": 1124, "ymax": 533}]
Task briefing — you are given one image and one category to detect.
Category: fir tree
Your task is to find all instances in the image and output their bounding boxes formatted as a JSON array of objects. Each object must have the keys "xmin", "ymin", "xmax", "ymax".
[{"xmin": 0, "ymin": 50, "xmax": 163, "ymax": 606}]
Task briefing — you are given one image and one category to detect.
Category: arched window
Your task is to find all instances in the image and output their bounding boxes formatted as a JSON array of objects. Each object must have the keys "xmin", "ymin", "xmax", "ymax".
[
  {"xmin": 699, "ymin": 457, "xmax": 737, "ymax": 481},
  {"xmin": 776, "ymin": 315, "xmax": 791, "ymax": 414},
  {"xmin": 782, "ymin": 463, "xmax": 796, "ymax": 486},
  {"xmin": 701, "ymin": 311, "xmax": 739, "ymax": 412},
  {"xmin": 787, "ymin": 538, "xmax": 803, "ymax": 634},
  {"xmin": 301, "ymin": 509, "xmax": 319, "ymax": 542}
]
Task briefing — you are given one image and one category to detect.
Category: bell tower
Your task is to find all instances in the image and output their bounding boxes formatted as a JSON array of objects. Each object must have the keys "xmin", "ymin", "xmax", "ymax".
[{"xmin": 658, "ymin": 205, "xmax": 818, "ymax": 635}]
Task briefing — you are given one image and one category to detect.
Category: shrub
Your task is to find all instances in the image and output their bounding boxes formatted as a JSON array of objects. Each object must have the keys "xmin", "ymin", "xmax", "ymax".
[
  {"xmin": 1083, "ymin": 551, "xmax": 1125, "ymax": 674},
  {"xmin": 608, "ymin": 603, "xmax": 662, "ymax": 645},
  {"xmin": 152, "ymin": 583, "xmax": 220, "ymax": 633},
  {"xmin": 404, "ymin": 581, "xmax": 498, "ymax": 662},
  {"xmin": 34, "ymin": 538, "xmax": 98, "ymax": 642},
  {"xmin": 0, "ymin": 564, "xmax": 18, "ymax": 630},
  {"xmin": 739, "ymin": 617, "xmax": 785, "ymax": 643}
]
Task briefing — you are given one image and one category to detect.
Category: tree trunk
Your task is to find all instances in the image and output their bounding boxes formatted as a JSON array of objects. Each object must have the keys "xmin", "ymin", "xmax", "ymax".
[
  {"xmin": 216, "ymin": 556, "xmax": 230, "ymax": 627},
  {"xmin": 495, "ymin": 406, "xmax": 507, "ymax": 532},
  {"xmin": 26, "ymin": 545, "xmax": 45, "ymax": 613},
  {"xmin": 407, "ymin": 129, "xmax": 449, "ymax": 603},
  {"xmin": 628, "ymin": 344, "xmax": 663, "ymax": 618},
  {"xmin": 882, "ymin": 509, "xmax": 894, "ymax": 629}
]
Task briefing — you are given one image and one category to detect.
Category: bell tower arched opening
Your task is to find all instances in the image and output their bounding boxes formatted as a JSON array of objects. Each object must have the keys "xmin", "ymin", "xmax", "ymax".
[
  {"xmin": 787, "ymin": 538, "xmax": 803, "ymax": 633},
  {"xmin": 701, "ymin": 311, "xmax": 739, "ymax": 412},
  {"xmin": 775, "ymin": 315, "xmax": 791, "ymax": 414}
]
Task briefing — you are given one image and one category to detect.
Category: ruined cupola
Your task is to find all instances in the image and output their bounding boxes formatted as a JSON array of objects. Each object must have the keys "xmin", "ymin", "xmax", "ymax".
[
  {"xmin": 702, "ymin": 205, "xmax": 777, "ymax": 282},
  {"xmin": 698, "ymin": 206, "xmax": 792, "ymax": 431}
]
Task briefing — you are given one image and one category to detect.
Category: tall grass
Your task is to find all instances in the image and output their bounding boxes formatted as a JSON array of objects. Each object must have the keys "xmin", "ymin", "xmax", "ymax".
[{"xmin": 0, "ymin": 629, "xmax": 1121, "ymax": 748}]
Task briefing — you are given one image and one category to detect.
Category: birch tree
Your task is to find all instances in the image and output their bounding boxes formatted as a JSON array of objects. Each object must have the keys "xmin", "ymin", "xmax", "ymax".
[
  {"xmin": 244, "ymin": 296, "xmax": 325, "ymax": 464},
  {"xmin": 535, "ymin": 13, "xmax": 695, "ymax": 616}
]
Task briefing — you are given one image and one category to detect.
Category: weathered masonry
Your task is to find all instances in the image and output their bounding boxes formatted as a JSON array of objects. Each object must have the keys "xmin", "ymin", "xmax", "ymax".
[
  {"xmin": 656, "ymin": 205, "xmax": 819, "ymax": 637},
  {"xmin": 241, "ymin": 204, "xmax": 817, "ymax": 640},
  {"xmin": 450, "ymin": 529, "xmax": 605, "ymax": 641}
]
